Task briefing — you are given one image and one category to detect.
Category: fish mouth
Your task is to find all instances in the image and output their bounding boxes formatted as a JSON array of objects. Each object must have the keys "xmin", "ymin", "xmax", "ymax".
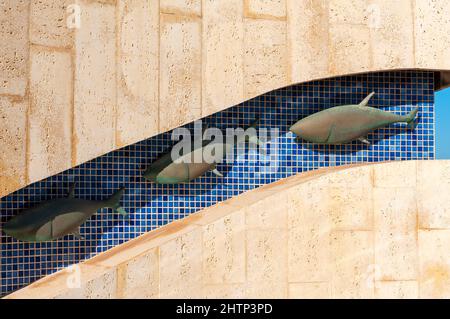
[{"xmin": 289, "ymin": 124, "xmax": 301, "ymax": 137}]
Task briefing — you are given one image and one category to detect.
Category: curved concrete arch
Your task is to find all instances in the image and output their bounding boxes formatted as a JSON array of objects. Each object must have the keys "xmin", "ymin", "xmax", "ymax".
[
  {"xmin": 1, "ymin": 0, "xmax": 450, "ymax": 198},
  {"xmin": 6, "ymin": 161, "xmax": 450, "ymax": 299}
]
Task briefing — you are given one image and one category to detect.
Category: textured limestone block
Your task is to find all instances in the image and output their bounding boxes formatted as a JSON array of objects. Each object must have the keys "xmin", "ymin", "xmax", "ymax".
[
  {"xmin": 159, "ymin": 228, "xmax": 204, "ymax": 298},
  {"xmin": 29, "ymin": 47, "xmax": 73, "ymax": 183},
  {"xmin": 0, "ymin": 0, "xmax": 29, "ymax": 96},
  {"xmin": 203, "ymin": 211, "xmax": 246, "ymax": 284},
  {"xmin": 160, "ymin": 0, "xmax": 201, "ymax": 16},
  {"xmin": 287, "ymin": 0, "xmax": 329, "ymax": 83},
  {"xmin": 373, "ymin": 161, "xmax": 417, "ymax": 188},
  {"xmin": 116, "ymin": 249, "xmax": 159, "ymax": 298},
  {"xmin": 246, "ymin": 193, "xmax": 287, "ymax": 229},
  {"xmin": 247, "ymin": 228, "xmax": 287, "ymax": 282},
  {"xmin": 83, "ymin": 268, "xmax": 117, "ymax": 299},
  {"xmin": 373, "ymin": 187, "xmax": 418, "ymax": 280},
  {"xmin": 331, "ymin": 231, "xmax": 374, "ymax": 298},
  {"xmin": 329, "ymin": 24, "xmax": 371, "ymax": 75},
  {"xmin": 329, "ymin": 186, "xmax": 373, "ymax": 231},
  {"xmin": 246, "ymin": 228, "xmax": 287, "ymax": 298},
  {"xmin": 30, "ymin": 0, "xmax": 74, "ymax": 48},
  {"xmin": 324, "ymin": 165, "xmax": 373, "ymax": 189},
  {"xmin": 160, "ymin": 14, "xmax": 201, "ymax": 132},
  {"xmin": 418, "ymin": 230, "xmax": 450, "ymax": 298},
  {"xmin": 74, "ymin": 0, "xmax": 116, "ymax": 165},
  {"xmin": 414, "ymin": 0, "xmax": 450, "ymax": 69},
  {"xmin": 375, "ymin": 281, "xmax": 419, "ymax": 299},
  {"xmin": 288, "ymin": 282, "xmax": 331, "ymax": 299},
  {"xmin": 202, "ymin": 0, "xmax": 244, "ymax": 116},
  {"xmin": 369, "ymin": 0, "xmax": 414, "ymax": 69},
  {"xmin": 56, "ymin": 267, "xmax": 118, "ymax": 299},
  {"xmin": 116, "ymin": 0, "xmax": 159, "ymax": 147},
  {"xmin": 0, "ymin": 97, "xmax": 27, "ymax": 197},
  {"xmin": 244, "ymin": 0, "xmax": 286, "ymax": 19},
  {"xmin": 244, "ymin": 19, "xmax": 287, "ymax": 99},
  {"xmin": 246, "ymin": 281, "xmax": 287, "ymax": 298},
  {"xmin": 203, "ymin": 284, "xmax": 246, "ymax": 299},
  {"xmin": 329, "ymin": 0, "xmax": 369, "ymax": 25},
  {"xmin": 287, "ymin": 179, "xmax": 331, "ymax": 282},
  {"xmin": 417, "ymin": 161, "xmax": 450, "ymax": 229}
]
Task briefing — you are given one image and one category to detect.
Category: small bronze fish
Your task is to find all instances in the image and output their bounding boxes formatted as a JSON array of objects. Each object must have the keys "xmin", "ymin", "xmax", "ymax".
[
  {"xmin": 143, "ymin": 119, "xmax": 264, "ymax": 184},
  {"xmin": 2, "ymin": 186, "xmax": 127, "ymax": 242},
  {"xmin": 289, "ymin": 92, "xmax": 418, "ymax": 145}
]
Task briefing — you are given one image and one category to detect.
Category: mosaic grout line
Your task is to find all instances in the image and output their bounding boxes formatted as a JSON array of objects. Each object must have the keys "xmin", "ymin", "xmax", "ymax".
[{"xmin": 0, "ymin": 70, "xmax": 435, "ymax": 296}]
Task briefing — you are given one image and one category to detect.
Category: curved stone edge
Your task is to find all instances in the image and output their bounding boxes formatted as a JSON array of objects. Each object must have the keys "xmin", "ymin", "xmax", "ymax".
[{"xmin": 5, "ymin": 160, "xmax": 450, "ymax": 299}]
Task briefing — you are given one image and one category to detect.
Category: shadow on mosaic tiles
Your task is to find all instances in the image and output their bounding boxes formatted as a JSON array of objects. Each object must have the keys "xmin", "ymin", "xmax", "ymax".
[{"xmin": 0, "ymin": 71, "xmax": 435, "ymax": 296}]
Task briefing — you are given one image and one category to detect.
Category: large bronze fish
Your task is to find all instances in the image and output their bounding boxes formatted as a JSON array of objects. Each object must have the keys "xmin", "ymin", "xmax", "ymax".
[
  {"xmin": 143, "ymin": 119, "xmax": 264, "ymax": 184},
  {"xmin": 289, "ymin": 92, "xmax": 418, "ymax": 145},
  {"xmin": 2, "ymin": 186, "xmax": 127, "ymax": 242}
]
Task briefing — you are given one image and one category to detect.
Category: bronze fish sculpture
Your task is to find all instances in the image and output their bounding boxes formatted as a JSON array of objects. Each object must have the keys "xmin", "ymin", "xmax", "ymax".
[
  {"xmin": 143, "ymin": 119, "xmax": 264, "ymax": 184},
  {"xmin": 289, "ymin": 92, "xmax": 418, "ymax": 145},
  {"xmin": 2, "ymin": 186, "xmax": 127, "ymax": 242}
]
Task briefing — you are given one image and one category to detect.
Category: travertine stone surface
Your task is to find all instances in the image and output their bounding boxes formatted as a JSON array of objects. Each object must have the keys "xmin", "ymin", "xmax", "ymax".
[
  {"xmin": 329, "ymin": 186, "xmax": 373, "ymax": 231},
  {"xmin": 30, "ymin": 0, "xmax": 74, "ymax": 48},
  {"xmin": 244, "ymin": 0, "xmax": 287, "ymax": 20},
  {"xmin": 244, "ymin": 19, "xmax": 288, "ymax": 99},
  {"xmin": 160, "ymin": 0, "xmax": 202, "ymax": 16},
  {"xmin": 0, "ymin": 97, "xmax": 27, "ymax": 196},
  {"xmin": 160, "ymin": 13, "xmax": 202, "ymax": 132},
  {"xmin": 202, "ymin": 0, "xmax": 244, "ymax": 116},
  {"xmin": 116, "ymin": 249, "xmax": 159, "ymax": 298},
  {"xmin": 369, "ymin": 0, "xmax": 415, "ymax": 69},
  {"xmin": 375, "ymin": 281, "xmax": 419, "ymax": 299},
  {"xmin": 116, "ymin": 0, "xmax": 159, "ymax": 147},
  {"xmin": 329, "ymin": 23, "xmax": 371, "ymax": 75},
  {"xmin": 73, "ymin": 0, "xmax": 116, "ymax": 165},
  {"xmin": 29, "ymin": 46, "xmax": 73, "ymax": 183},
  {"xmin": 5, "ymin": 161, "xmax": 450, "ymax": 299},
  {"xmin": 373, "ymin": 160, "xmax": 417, "ymax": 188},
  {"xmin": 159, "ymin": 227, "xmax": 204, "ymax": 298},
  {"xmin": 287, "ymin": 179, "xmax": 331, "ymax": 282},
  {"xmin": 2, "ymin": 0, "xmax": 450, "ymax": 198},
  {"xmin": 287, "ymin": 0, "xmax": 329, "ymax": 83},
  {"xmin": 373, "ymin": 188, "xmax": 418, "ymax": 280},
  {"xmin": 418, "ymin": 229, "xmax": 450, "ymax": 298},
  {"xmin": 289, "ymin": 282, "xmax": 331, "ymax": 299},
  {"xmin": 331, "ymin": 230, "xmax": 374, "ymax": 298},
  {"xmin": 417, "ymin": 161, "xmax": 450, "ymax": 229},
  {"xmin": 0, "ymin": 0, "xmax": 29, "ymax": 97},
  {"xmin": 203, "ymin": 211, "xmax": 246, "ymax": 284},
  {"xmin": 414, "ymin": 0, "xmax": 450, "ymax": 69}
]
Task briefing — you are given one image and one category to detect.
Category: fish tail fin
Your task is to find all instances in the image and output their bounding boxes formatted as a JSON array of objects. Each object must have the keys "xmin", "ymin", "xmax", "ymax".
[
  {"xmin": 406, "ymin": 107, "xmax": 419, "ymax": 129},
  {"xmin": 106, "ymin": 187, "xmax": 128, "ymax": 218}
]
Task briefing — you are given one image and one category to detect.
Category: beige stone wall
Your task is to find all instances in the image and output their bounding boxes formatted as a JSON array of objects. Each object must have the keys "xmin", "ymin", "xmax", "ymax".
[
  {"xmin": 1, "ymin": 0, "xmax": 450, "ymax": 198},
  {"xmin": 6, "ymin": 160, "xmax": 450, "ymax": 299}
]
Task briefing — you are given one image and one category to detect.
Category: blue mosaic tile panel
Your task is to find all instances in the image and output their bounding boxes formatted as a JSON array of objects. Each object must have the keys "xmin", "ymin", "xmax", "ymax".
[{"xmin": 0, "ymin": 70, "xmax": 435, "ymax": 296}]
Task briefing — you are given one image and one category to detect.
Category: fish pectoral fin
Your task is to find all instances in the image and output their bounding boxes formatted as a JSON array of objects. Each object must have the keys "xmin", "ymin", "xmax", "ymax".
[
  {"xmin": 211, "ymin": 168, "xmax": 223, "ymax": 177},
  {"xmin": 72, "ymin": 230, "xmax": 84, "ymax": 240},
  {"xmin": 359, "ymin": 92, "xmax": 375, "ymax": 107},
  {"xmin": 324, "ymin": 124, "xmax": 336, "ymax": 143},
  {"xmin": 358, "ymin": 137, "xmax": 371, "ymax": 145},
  {"xmin": 116, "ymin": 207, "xmax": 129, "ymax": 219}
]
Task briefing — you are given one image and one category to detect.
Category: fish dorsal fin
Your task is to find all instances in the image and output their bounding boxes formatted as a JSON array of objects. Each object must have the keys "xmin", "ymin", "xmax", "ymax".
[
  {"xmin": 359, "ymin": 92, "xmax": 375, "ymax": 106},
  {"xmin": 67, "ymin": 183, "xmax": 76, "ymax": 198}
]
